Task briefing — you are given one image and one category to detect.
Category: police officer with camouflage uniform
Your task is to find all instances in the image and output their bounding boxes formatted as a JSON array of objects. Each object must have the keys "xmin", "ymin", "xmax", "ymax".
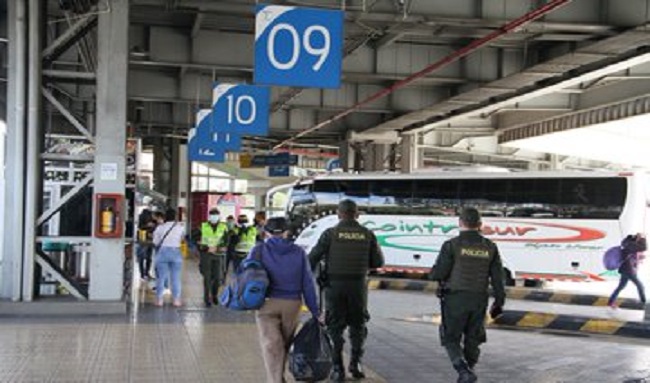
[
  {"xmin": 430, "ymin": 207, "xmax": 506, "ymax": 383},
  {"xmin": 308, "ymin": 200, "xmax": 384, "ymax": 382}
]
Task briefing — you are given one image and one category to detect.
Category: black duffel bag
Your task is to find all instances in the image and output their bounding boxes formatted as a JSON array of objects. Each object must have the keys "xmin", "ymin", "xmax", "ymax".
[{"xmin": 289, "ymin": 317, "xmax": 333, "ymax": 382}]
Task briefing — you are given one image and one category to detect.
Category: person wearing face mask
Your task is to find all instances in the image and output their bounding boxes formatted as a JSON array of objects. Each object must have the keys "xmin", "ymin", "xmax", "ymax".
[
  {"xmin": 228, "ymin": 214, "xmax": 258, "ymax": 272},
  {"xmin": 193, "ymin": 207, "xmax": 229, "ymax": 307}
]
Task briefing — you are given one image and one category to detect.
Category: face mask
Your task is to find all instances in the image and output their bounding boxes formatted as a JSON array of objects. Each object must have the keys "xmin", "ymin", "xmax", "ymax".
[
  {"xmin": 238, "ymin": 221, "xmax": 248, "ymax": 227},
  {"xmin": 227, "ymin": 222, "xmax": 234, "ymax": 229},
  {"xmin": 209, "ymin": 215, "xmax": 220, "ymax": 224}
]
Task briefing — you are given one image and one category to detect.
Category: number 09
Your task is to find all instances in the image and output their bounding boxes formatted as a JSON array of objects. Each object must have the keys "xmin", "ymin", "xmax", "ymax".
[{"xmin": 267, "ymin": 23, "xmax": 331, "ymax": 71}]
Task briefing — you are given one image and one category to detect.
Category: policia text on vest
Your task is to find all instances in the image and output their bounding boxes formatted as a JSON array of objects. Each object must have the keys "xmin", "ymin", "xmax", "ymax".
[
  {"xmin": 308, "ymin": 200, "xmax": 385, "ymax": 382},
  {"xmin": 430, "ymin": 207, "xmax": 506, "ymax": 383}
]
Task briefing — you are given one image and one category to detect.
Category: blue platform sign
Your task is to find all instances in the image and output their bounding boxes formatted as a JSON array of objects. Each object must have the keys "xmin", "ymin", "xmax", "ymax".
[
  {"xmin": 326, "ymin": 158, "xmax": 341, "ymax": 171},
  {"xmin": 254, "ymin": 5, "xmax": 343, "ymax": 89},
  {"xmin": 212, "ymin": 83, "xmax": 270, "ymax": 135},
  {"xmin": 269, "ymin": 165, "xmax": 291, "ymax": 177},
  {"xmin": 188, "ymin": 110, "xmax": 241, "ymax": 162}
]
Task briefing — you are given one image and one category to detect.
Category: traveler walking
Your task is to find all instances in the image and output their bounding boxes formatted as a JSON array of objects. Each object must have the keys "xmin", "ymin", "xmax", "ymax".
[
  {"xmin": 253, "ymin": 217, "xmax": 320, "ymax": 383},
  {"xmin": 308, "ymin": 200, "xmax": 384, "ymax": 382},
  {"xmin": 152, "ymin": 209, "xmax": 185, "ymax": 307},
  {"xmin": 609, "ymin": 233, "xmax": 647, "ymax": 308},
  {"xmin": 430, "ymin": 207, "xmax": 506, "ymax": 383}
]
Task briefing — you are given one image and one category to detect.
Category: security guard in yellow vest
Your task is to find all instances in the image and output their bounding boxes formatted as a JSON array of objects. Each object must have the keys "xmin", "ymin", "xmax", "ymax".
[
  {"xmin": 228, "ymin": 214, "xmax": 257, "ymax": 271},
  {"xmin": 196, "ymin": 207, "xmax": 229, "ymax": 307},
  {"xmin": 430, "ymin": 207, "xmax": 506, "ymax": 383}
]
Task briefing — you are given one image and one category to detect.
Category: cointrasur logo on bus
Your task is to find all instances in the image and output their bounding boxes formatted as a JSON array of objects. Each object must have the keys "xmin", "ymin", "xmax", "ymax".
[{"xmin": 362, "ymin": 218, "xmax": 607, "ymax": 253}]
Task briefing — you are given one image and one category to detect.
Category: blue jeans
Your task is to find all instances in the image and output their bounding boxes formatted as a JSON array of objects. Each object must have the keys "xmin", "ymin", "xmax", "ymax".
[
  {"xmin": 155, "ymin": 247, "xmax": 183, "ymax": 301},
  {"xmin": 609, "ymin": 272, "xmax": 646, "ymax": 305}
]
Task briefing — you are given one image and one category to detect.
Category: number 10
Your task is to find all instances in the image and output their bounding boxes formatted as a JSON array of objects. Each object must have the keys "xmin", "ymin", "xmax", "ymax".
[
  {"xmin": 267, "ymin": 23, "xmax": 331, "ymax": 71},
  {"xmin": 226, "ymin": 95, "xmax": 257, "ymax": 125}
]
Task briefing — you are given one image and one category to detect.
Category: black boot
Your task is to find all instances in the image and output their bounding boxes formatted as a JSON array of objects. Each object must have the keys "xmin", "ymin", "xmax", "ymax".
[
  {"xmin": 330, "ymin": 364, "xmax": 345, "ymax": 382},
  {"xmin": 348, "ymin": 359, "xmax": 366, "ymax": 379},
  {"xmin": 454, "ymin": 361, "xmax": 477, "ymax": 383}
]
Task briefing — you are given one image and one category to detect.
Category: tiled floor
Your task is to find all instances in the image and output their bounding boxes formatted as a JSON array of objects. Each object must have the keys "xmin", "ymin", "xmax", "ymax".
[
  {"xmin": 1, "ymin": 259, "xmax": 650, "ymax": 382},
  {"xmin": 0, "ymin": 258, "xmax": 385, "ymax": 382}
]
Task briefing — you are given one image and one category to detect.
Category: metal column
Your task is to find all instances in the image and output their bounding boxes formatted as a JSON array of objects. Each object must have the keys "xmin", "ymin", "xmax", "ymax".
[
  {"xmin": 90, "ymin": 0, "xmax": 129, "ymax": 300},
  {"xmin": 22, "ymin": 0, "xmax": 43, "ymax": 301},
  {"xmin": 2, "ymin": 0, "xmax": 27, "ymax": 300}
]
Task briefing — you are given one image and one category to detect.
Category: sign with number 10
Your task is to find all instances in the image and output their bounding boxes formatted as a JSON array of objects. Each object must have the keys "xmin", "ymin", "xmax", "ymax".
[
  {"xmin": 254, "ymin": 5, "xmax": 343, "ymax": 89},
  {"xmin": 212, "ymin": 83, "xmax": 270, "ymax": 136}
]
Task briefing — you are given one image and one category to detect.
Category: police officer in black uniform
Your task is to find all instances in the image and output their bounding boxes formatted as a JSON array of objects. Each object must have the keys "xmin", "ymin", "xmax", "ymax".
[
  {"xmin": 430, "ymin": 207, "xmax": 506, "ymax": 383},
  {"xmin": 308, "ymin": 199, "xmax": 384, "ymax": 382}
]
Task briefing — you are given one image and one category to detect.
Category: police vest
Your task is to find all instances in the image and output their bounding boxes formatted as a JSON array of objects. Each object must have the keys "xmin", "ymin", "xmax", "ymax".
[
  {"xmin": 201, "ymin": 222, "xmax": 228, "ymax": 247},
  {"xmin": 446, "ymin": 235, "xmax": 495, "ymax": 293},
  {"xmin": 234, "ymin": 226, "xmax": 257, "ymax": 253},
  {"xmin": 327, "ymin": 223, "xmax": 372, "ymax": 278}
]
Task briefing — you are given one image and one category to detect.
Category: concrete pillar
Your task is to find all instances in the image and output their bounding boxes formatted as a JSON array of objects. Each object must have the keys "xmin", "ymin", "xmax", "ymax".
[
  {"xmin": 2, "ymin": 0, "xmax": 27, "ymax": 300},
  {"xmin": 90, "ymin": 0, "xmax": 129, "ymax": 300},
  {"xmin": 177, "ymin": 144, "xmax": 189, "ymax": 210},
  {"xmin": 338, "ymin": 141, "xmax": 355, "ymax": 172},
  {"xmin": 400, "ymin": 135, "xmax": 419, "ymax": 173},
  {"xmin": 366, "ymin": 144, "xmax": 387, "ymax": 171},
  {"xmin": 169, "ymin": 138, "xmax": 182, "ymax": 209},
  {"xmin": 153, "ymin": 137, "xmax": 172, "ymax": 198},
  {"xmin": 549, "ymin": 154, "xmax": 564, "ymax": 170}
]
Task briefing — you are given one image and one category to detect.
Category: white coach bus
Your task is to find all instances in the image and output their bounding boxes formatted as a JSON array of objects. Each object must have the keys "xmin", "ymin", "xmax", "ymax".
[{"xmin": 283, "ymin": 171, "xmax": 650, "ymax": 284}]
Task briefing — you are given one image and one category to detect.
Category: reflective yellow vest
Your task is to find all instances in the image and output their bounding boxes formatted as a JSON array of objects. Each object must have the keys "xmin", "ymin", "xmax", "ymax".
[
  {"xmin": 200, "ymin": 222, "xmax": 228, "ymax": 247},
  {"xmin": 234, "ymin": 226, "xmax": 257, "ymax": 254}
]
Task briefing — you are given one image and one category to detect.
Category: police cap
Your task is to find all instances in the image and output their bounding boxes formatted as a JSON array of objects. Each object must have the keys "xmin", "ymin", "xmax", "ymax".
[
  {"xmin": 264, "ymin": 217, "xmax": 288, "ymax": 235},
  {"xmin": 338, "ymin": 199, "xmax": 358, "ymax": 215},
  {"xmin": 459, "ymin": 207, "xmax": 481, "ymax": 228}
]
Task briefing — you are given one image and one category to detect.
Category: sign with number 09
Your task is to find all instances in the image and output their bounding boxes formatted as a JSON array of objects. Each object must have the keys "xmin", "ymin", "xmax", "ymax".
[
  {"xmin": 254, "ymin": 5, "xmax": 343, "ymax": 89},
  {"xmin": 212, "ymin": 83, "xmax": 270, "ymax": 136}
]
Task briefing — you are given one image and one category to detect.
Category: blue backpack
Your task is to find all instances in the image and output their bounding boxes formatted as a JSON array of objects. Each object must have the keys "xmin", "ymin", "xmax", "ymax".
[
  {"xmin": 220, "ymin": 245, "xmax": 269, "ymax": 310},
  {"xmin": 603, "ymin": 246, "xmax": 623, "ymax": 270}
]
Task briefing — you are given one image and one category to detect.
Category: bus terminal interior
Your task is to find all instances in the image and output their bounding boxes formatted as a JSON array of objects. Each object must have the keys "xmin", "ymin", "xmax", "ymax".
[{"xmin": 2, "ymin": 1, "xmax": 650, "ymax": 382}]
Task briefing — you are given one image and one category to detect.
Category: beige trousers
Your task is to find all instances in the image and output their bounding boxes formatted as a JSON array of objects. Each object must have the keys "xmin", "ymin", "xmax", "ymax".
[{"xmin": 256, "ymin": 298, "xmax": 302, "ymax": 383}]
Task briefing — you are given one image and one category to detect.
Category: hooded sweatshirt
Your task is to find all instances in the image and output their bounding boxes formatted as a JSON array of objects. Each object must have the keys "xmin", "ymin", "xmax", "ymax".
[{"xmin": 247, "ymin": 237, "xmax": 319, "ymax": 317}]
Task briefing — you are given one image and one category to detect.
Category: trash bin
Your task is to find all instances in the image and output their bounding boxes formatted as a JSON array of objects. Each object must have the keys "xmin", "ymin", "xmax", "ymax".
[{"xmin": 42, "ymin": 242, "xmax": 70, "ymax": 271}]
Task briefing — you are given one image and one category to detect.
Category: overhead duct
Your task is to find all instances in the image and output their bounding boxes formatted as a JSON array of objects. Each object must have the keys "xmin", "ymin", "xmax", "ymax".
[{"xmin": 273, "ymin": 0, "xmax": 574, "ymax": 149}]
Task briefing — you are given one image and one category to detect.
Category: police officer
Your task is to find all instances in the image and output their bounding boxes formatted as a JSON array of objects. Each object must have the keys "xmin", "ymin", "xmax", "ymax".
[
  {"xmin": 430, "ymin": 207, "xmax": 506, "ymax": 383},
  {"xmin": 228, "ymin": 214, "xmax": 257, "ymax": 271},
  {"xmin": 308, "ymin": 200, "xmax": 384, "ymax": 382},
  {"xmin": 194, "ymin": 207, "xmax": 229, "ymax": 307}
]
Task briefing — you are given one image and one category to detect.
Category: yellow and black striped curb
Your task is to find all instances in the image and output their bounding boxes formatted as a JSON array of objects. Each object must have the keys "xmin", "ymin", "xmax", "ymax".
[
  {"xmin": 368, "ymin": 278, "xmax": 644, "ymax": 310},
  {"xmin": 403, "ymin": 311, "xmax": 650, "ymax": 339}
]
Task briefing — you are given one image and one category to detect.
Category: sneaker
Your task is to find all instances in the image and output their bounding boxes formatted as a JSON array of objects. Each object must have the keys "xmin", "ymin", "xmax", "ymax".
[
  {"xmin": 173, "ymin": 299, "xmax": 183, "ymax": 307},
  {"xmin": 154, "ymin": 299, "xmax": 163, "ymax": 307}
]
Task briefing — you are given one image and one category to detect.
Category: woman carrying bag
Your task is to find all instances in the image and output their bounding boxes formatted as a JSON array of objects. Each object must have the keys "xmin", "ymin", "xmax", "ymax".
[{"xmin": 152, "ymin": 209, "xmax": 186, "ymax": 307}]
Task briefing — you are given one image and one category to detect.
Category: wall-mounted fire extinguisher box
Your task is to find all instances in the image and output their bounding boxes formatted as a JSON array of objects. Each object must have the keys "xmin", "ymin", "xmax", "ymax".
[{"xmin": 95, "ymin": 193, "xmax": 124, "ymax": 238}]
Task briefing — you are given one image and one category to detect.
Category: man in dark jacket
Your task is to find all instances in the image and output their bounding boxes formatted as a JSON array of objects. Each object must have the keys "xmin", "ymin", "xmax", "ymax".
[
  {"xmin": 608, "ymin": 233, "xmax": 647, "ymax": 308},
  {"xmin": 308, "ymin": 200, "xmax": 384, "ymax": 382},
  {"xmin": 430, "ymin": 207, "xmax": 506, "ymax": 383}
]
